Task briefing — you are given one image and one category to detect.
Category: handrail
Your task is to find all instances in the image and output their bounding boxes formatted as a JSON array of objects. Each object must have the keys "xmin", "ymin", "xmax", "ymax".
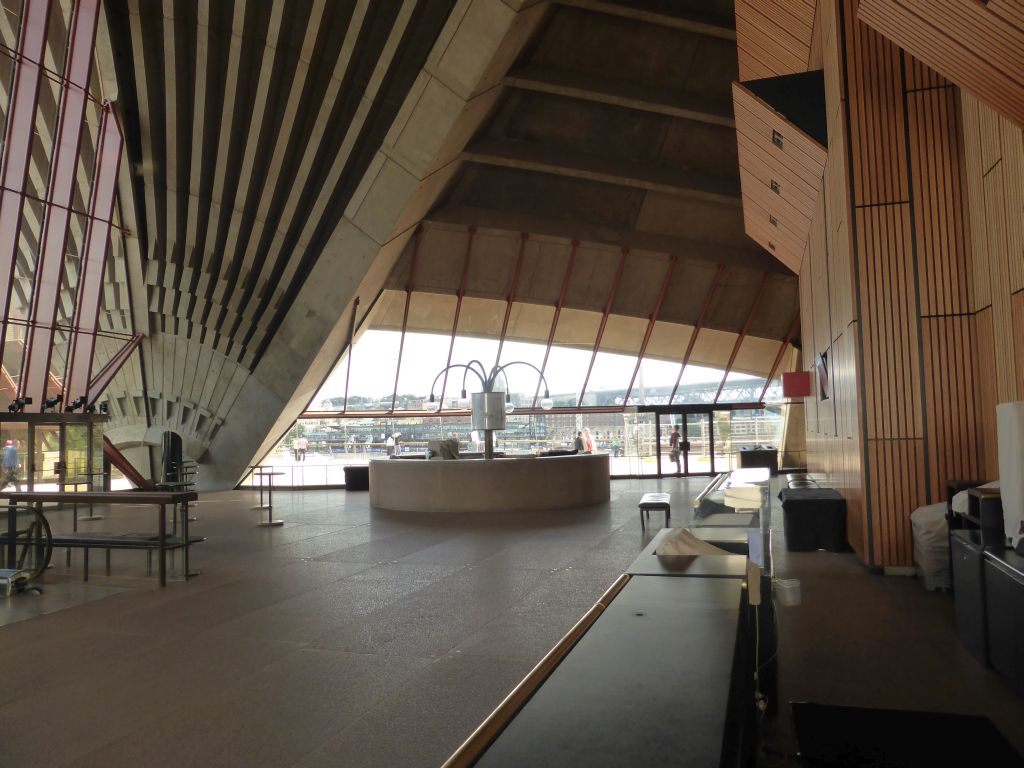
[
  {"xmin": 693, "ymin": 472, "xmax": 729, "ymax": 508},
  {"xmin": 103, "ymin": 435, "xmax": 156, "ymax": 491},
  {"xmin": 0, "ymin": 490, "xmax": 197, "ymax": 504},
  {"xmin": 441, "ymin": 574, "xmax": 631, "ymax": 768}
]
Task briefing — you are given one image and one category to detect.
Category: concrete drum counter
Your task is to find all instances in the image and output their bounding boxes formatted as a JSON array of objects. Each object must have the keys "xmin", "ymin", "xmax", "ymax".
[{"xmin": 369, "ymin": 453, "xmax": 610, "ymax": 512}]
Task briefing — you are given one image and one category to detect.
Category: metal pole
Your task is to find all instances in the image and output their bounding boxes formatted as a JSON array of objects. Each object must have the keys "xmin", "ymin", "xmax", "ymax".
[
  {"xmin": 439, "ymin": 226, "xmax": 475, "ymax": 412},
  {"xmin": 534, "ymin": 240, "xmax": 578, "ymax": 407},
  {"xmin": 390, "ymin": 227, "xmax": 421, "ymax": 412},
  {"xmin": 713, "ymin": 272, "xmax": 770, "ymax": 403},
  {"xmin": 669, "ymin": 264, "xmax": 725, "ymax": 404},
  {"xmin": 625, "ymin": 255, "xmax": 676, "ymax": 405},
  {"xmin": 579, "ymin": 248, "xmax": 628, "ymax": 407},
  {"xmin": 495, "ymin": 233, "xmax": 528, "ymax": 368},
  {"xmin": 758, "ymin": 310, "xmax": 800, "ymax": 402}
]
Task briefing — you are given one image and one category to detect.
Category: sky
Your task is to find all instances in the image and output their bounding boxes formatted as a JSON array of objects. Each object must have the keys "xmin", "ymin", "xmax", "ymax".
[{"xmin": 313, "ymin": 330, "xmax": 758, "ymax": 405}]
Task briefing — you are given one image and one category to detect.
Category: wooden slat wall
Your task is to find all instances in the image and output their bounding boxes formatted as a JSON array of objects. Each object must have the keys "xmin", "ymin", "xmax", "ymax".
[
  {"xmin": 752, "ymin": 0, "xmax": 1016, "ymax": 567},
  {"xmin": 797, "ymin": 0, "xmax": 867, "ymax": 559},
  {"xmin": 907, "ymin": 70, "xmax": 981, "ymax": 503},
  {"xmin": 733, "ymin": 83, "xmax": 828, "ymax": 272},
  {"xmin": 960, "ymin": 91, "xmax": 1024, "ymax": 476},
  {"xmin": 858, "ymin": 0, "xmax": 1024, "ymax": 127},
  {"xmin": 736, "ymin": 0, "xmax": 818, "ymax": 80},
  {"xmin": 782, "ymin": 1, "xmax": 984, "ymax": 567}
]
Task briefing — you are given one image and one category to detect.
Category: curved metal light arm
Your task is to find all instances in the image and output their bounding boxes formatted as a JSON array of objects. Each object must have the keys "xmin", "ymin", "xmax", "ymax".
[
  {"xmin": 461, "ymin": 360, "xmax": 490, "ymax": 394},
  {"xmin": 429, "ymin": 364, "xmax": 486, "ymax": 402},
  {"xmin": 493, "ymin": 360, "xmax": 551, "ymax": 397}
]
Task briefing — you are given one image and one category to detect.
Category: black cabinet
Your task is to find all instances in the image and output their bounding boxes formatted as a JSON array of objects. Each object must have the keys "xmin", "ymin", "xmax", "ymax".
[
  {"xmin": 984, "ymin": 551, "xmax": 1024, "ymax": 696},
  {"xmin": 950, "ymin": 531, "xmax": 988, "ymax": 665}
]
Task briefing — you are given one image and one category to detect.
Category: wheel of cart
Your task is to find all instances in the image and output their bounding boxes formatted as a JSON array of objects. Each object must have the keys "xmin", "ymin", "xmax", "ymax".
[{"xmin": 0, "ymin": 504, "xmax": 54, "ymax": 594}]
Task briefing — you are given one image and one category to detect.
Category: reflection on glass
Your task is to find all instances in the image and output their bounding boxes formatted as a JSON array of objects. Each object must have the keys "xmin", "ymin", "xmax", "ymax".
[{"xmin": 0, "ymin": 422, "xmax": 28, "ymax": 492}]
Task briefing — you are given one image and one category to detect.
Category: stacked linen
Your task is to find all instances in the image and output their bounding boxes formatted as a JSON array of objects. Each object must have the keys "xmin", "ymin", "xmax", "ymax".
[
  {"xmin": 723, "ymin": 483, "xmax": 763, "ymax": 510},
  {"xmin": 910, "ymin": 502, "xmax": 950, "ymax": 591}
]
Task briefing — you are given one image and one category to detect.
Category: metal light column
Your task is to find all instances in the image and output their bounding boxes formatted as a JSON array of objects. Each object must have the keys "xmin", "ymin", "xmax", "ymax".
[
  {"xmin": 0, "ymin": 0, "xmax": 51, "ymax": 370},
  {"xmin": 624, "ymin": 255, "xmax": 676, "ymax": 405},
  {"xmin": 21, "ymin": 0, "xmax": 103, "ymax": 410},
  {"xmin": 669, "ymin": 264, "xmax": 724, "ymax": 403},
  {"xmin": 713, "ymin": 272, "xmax": 770, "ymax": 403},
  {"xmin": 578, "ymin": 247, "xmax": 627, "ymax": 407}
]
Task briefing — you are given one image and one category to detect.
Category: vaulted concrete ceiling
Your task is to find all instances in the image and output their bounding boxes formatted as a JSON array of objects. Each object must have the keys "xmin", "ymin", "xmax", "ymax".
[
  {"xmin": 96, "ymin": 0, "xmax": 797, "ymax": 487},
  {"xmin": 373, "ymin": 0, "xmax": 798, "ymax": 354}
]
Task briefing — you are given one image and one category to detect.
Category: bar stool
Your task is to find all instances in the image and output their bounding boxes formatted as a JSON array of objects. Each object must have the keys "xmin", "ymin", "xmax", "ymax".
[{"xmin": 252, "ymin": 468, "xmax": 284, "ymax": 527}]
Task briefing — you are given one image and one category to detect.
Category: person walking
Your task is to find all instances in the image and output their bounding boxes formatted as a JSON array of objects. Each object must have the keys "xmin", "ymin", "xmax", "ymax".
[
  {"xmin": 669, "ymin": 426, "xmax": 682, "ymax": 476},
  {"xmin": 2, "ymin": 439, "xmax": 21, "ymax": 491},
  {"xmin": 296, "ymin": 435, "xmax": 309, "ymax": 461}
]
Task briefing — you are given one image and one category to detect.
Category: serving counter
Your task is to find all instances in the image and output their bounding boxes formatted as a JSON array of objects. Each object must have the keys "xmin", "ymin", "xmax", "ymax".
[{"xmin": 369, "ymin": 453, "xmax": 610, "ymax": 513}]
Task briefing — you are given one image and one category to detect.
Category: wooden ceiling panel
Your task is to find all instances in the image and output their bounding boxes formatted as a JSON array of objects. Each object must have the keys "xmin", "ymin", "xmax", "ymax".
[
  {"xmin": 733, "ymin": 81, "xmax": 826, "ymax": 273},
  {"xmin": 858, "ymin": 0, "xmax": 1024, "ymax": 127},
  {"xmin": 735, "ymin": 0, "xmax": 817, "ymax": 80}
]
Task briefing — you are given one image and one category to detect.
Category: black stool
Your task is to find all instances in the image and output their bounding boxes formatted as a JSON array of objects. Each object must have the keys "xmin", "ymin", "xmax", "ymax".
[{"xmin": 639, "ymin": 492, "xmax": 671, "ymax": 531}]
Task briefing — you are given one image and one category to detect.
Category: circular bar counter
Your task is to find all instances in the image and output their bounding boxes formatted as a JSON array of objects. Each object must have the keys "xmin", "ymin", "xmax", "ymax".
[{"xmin": 369, "ymin": 453, "xmax": 610, "ymax": 512}]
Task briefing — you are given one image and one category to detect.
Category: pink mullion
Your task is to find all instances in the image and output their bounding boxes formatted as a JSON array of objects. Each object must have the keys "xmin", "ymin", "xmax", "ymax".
[
  {"xmin": 0, "ymin": 0, "xmax": 51, "ymax": 370},
  {"xmin": 20, "ymin": 0, "xmax": 101, "ymax": 410},
  {"xmin": 65, "ymin": 102, "xmax": 123, "ymax": 406}
]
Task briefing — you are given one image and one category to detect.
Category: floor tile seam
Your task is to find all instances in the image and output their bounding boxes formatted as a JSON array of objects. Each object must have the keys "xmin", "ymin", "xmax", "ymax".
[
  {"xmin": 44, "ymin": 637, "xmax": 332, "ymax": 765},
  {"xmin": 0, "ymin": 631, "xmax": 191, "ymax": 713}
]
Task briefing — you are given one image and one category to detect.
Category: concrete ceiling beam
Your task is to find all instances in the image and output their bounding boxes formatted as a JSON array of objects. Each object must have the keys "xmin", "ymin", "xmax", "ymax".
[
  {"xmin": 426, "ymin": 204, "xmax": 793, "ymax": 275},
  {"xmin": 505, "ymin": 64, "xmax": 734, "ymax": 127},
  {"xmin": 461, "ymin": 138, "xmax": 741, "ymax": 206},
  {"xmin": 552, "ymin": 0, "xmax": 736, "ymax": 41}
]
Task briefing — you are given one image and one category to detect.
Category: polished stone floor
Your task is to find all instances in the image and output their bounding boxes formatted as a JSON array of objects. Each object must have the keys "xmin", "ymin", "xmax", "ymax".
[{"xmin": 1, "ymin": 477, "xmax": 1022, "ymax": 767}]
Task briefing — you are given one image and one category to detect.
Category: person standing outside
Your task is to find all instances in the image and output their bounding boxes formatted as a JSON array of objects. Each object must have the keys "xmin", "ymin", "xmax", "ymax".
[
  {"xmin": 582, "ymin": 427, "xmax": 594, "ymax": 453},
  {"xmin": 296, "ymin": 435, "xmax": 309, "ymax": 462},
  {"xmin": 573, "ymin": 431, "xmax": 584, "ymax": 453},
  {"xmin": 2, "ymin": 439, "xmax": 21, "ymax": 491},
  {"xmin": 669, "ymin": 426, "xmax": 682, "ymax": 476}
]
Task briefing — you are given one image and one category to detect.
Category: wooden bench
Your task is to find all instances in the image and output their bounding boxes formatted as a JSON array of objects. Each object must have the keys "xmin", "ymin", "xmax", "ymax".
[{"xmin": 638, "ymin": 492, "xmax": 671, "ymax": 531}]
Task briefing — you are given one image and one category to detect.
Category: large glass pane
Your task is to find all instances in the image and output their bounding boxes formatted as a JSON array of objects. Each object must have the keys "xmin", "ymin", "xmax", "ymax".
[
  {"xmin": 42, "ymin": 0, "xmax": 71, "ymax": 74},
  {"xmin": 0, "ymin": 1, "xmax": 23, "ymax": 52},
  {"xmin": 9, "ymin": 197, "xmax": 46, "ymax": 321},
  {"xmin": 0, "ymin": 51, "xmax": 15, "ymax": 144},
  {"xmin": 658, "ymin": 413, "xmax": 679, "ymax": 476},
  {"xmin": 58, "ymin": 210, "xmax": 88, "ymax": 325},
  {"xmin": 27, "ymin": 72, "xmax": 61, "ymax": 198},
  {"xmin": 620, "ymin": 410, "xmax": 657, "ymax": 476},
  {"xmin": 31, "ymin": 422, "xmax": 60, "ymax": 490},
  {"xmin": 585, "ymin": 314, "xmax": 644, "ymax": 406},
  {"xmin": 2, "ymin": 321, "xmax": 26, "ymax": 397},
  {"xmin": 686, "ymin": 412, "xmax": 713, "ymax": 474},
  {"xmin": 712, "ymin": 411, "xmax": 734, "ymax": 473},
  {"xmin": 673, "ymin": 363, "xmax": 727, "ymax": 405},
  {"xmin": 716, "ymin": 372, "xmax": 766, "ymax": 403},
  {"xmin": 64, "ymin": 421, "xmax": 88, "ymax": 483},
  {"xmin": 0, "ymin": 421, "xmax": 28, "ymax": 492},
  {"xmin": 548, "ymin": 307, "xmax": 598, "ymax": 406},
  {"xmin": 342, "ymin": 319, "xmax": 401, "ymax": 412}
]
